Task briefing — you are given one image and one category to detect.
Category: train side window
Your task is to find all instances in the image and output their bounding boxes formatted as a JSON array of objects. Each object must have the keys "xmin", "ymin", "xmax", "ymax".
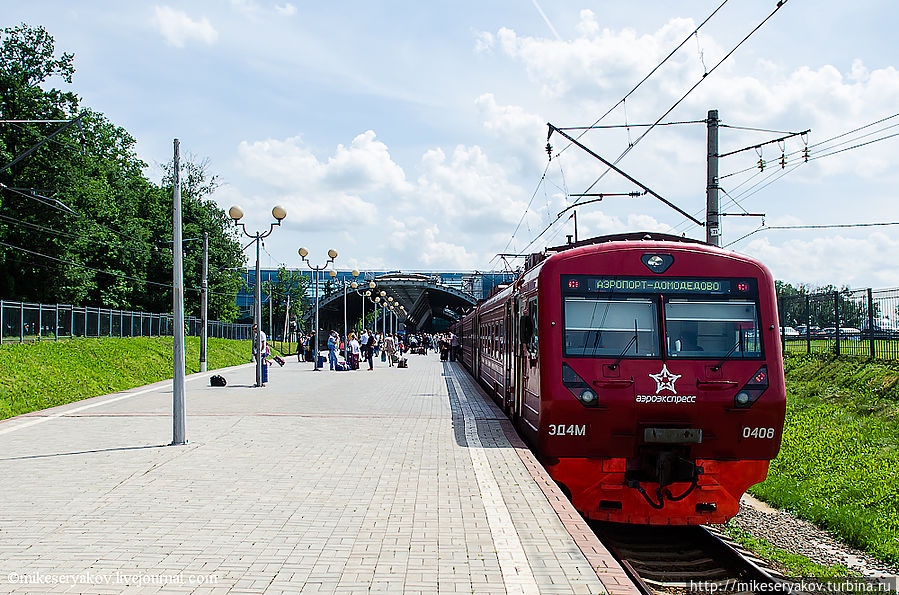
[
  {"xmin": 527, "ymin": 299, "xmax": 538, "ymax": 359},
  {"xmin": 564, "ymin": 298, "xmax": 660, "ymax": 358},
  {"xmin": 665, "ymin": 299, "xmax": 762, "ymax": 358}
]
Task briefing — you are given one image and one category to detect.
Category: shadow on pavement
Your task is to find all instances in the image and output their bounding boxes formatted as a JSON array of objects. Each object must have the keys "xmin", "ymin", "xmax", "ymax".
[{"xmin": 0, "ymin": 443, "xmax": 172, "ymax": 462}]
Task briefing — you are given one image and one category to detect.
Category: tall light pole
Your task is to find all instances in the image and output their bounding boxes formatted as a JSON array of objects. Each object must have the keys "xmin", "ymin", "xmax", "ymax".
[
  {"xmin": 341, "ymin": 270, "xmax": 360, "ymax": 341},
  {"xmin": 172, "ymin": 139, "xmax": 186, "ymax": 445},
  {"xmin": 229, "ymin": 204, "xmax": 287, "ymax": 387},
  {"xmin": 354, "ymin": 279, "xmax": 377, "ymax": 333},
  {"xmin": 299, "ymin": 248, "xmax": 337, "ymax": 370}
]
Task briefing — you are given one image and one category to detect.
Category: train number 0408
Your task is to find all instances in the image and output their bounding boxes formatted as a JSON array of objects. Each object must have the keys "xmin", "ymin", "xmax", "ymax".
[
  {"xmin": 742, "ymin": 426, "xmax": 775, "ymax": 439},
  {"xmin": 548, "ymin": 424, "xmax": 586, "ymax": 436}
]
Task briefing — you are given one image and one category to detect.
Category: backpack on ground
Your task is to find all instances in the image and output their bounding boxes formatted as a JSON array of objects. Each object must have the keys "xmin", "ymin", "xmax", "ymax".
[{"xmin": 210, "ymin": 374, "xmax": 227, "ymax": 387}]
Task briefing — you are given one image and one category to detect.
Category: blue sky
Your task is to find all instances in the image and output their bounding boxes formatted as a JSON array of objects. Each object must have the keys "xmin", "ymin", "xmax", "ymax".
[{"xmin": 6, "ymin": 0, "xmax": 899, "ymax": 291}]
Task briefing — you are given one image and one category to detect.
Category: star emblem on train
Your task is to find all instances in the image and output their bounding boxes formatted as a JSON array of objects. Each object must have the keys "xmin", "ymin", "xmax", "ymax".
[{"xmin": 649, "ymin": 364, "xmax": 682, "ymax": 394}]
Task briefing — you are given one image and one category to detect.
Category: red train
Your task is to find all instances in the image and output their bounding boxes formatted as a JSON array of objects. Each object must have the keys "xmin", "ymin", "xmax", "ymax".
[{"xmin": 455, "ymin": 233, "xmax": 785, "ymax": 525}]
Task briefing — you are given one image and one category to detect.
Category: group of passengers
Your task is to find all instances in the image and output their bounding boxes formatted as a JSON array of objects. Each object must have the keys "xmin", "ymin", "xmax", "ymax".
[{"xmin": 326, "ymin": 329, "xmax": 404, "ymax": 371}]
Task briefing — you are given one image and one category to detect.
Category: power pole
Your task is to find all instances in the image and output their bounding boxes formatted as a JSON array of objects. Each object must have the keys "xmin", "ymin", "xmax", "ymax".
[
  {"xmin": 172, "ymin": 139, "xmax": 187, "ymax": 445},
  {"xmin": 706, "ymin": 109, "xmax": 720, "ymax": 246},
  {"xmin": 200, "ymin": 231, "xmax": 208, "ymax": 372}
]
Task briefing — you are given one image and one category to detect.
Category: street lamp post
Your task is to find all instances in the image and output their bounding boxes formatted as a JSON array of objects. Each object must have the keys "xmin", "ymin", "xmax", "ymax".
[
  {"xmin": 341, "ymin": 270, "xmax": 360, "ymax": 341},
  {"xmin": 354, "ymin": 280, "xmax": 377, "ymax": 334},
  {"xmin": 229, "ymin": 204, "xmax": 287, "ymax": 388},
  {"xmin": 299, "ymin": 248, "xmax": 338, "ymax": 370}
]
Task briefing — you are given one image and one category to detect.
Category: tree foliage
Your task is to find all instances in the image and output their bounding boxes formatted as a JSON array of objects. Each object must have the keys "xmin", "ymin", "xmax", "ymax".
[
  {"xmin": 263, "ymin": 267, "xmax": 312, "ymax": 336},
  {"xmin": 776, "ymin": 281, "xmax": 869, "ymax": 328},
  {"xmin": 0, "ymin": 24, "xmax": 245, "ymax": 320}
]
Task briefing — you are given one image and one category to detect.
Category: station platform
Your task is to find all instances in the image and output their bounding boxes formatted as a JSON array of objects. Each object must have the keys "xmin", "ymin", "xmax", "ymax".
[{"xmin": 0, "ymin": 353, "xmax": 637, "ymax": 594}]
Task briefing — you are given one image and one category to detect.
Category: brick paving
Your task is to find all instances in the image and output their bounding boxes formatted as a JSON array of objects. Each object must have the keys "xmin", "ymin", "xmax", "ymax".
[{"xmin": 0, "ymin": 353, "xmax": 635, "ymax": 594}]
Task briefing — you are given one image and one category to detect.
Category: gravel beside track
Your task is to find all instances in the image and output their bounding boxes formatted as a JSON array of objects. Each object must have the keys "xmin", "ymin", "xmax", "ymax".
[{"xmin": 728, "ymin": 495, "xmax": 899, "ymax": 578}]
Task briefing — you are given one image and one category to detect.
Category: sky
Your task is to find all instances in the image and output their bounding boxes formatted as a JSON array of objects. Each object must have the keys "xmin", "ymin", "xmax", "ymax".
[{"xmin": 5, "ymin": 0, "xmax": 899, "ymax": 290}]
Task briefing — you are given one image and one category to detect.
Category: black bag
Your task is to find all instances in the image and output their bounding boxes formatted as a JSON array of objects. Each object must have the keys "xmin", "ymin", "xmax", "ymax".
[{"xmin": 210, "ymin": 374, "xmax": 227, "ymax": 387}]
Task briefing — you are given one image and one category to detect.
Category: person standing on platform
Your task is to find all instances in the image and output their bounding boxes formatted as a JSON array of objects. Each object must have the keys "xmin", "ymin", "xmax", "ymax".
[
  {"xmin": 348, "ymin": 332, "xmax": 361, "ymax": 370},
  {"xmin": 327, "ymin": 330, "xmax": 339, "ymax": 371},
  {"xmin": 360, "ymin": 329, "xmax": 370, "ymax": 366},
  {"xmin": 365, "ymin": 330, "xmax": 376, "ymax": 370},
  {"xmin": 384, "ymin": 334, "xmax": 396, "ymax": 367},
  {"xmin": 450, "ymin": 333, "xmax": 460, "ymax": 362},
  {"xmin": 252, "ymin": 324, "xmax": 269, "ymax": 385}
]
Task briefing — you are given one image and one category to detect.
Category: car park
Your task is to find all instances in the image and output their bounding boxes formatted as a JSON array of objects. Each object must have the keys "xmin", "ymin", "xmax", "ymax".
[{"xmin": 780, "ymin": 326, "xmax": 800, "ymax": 339}]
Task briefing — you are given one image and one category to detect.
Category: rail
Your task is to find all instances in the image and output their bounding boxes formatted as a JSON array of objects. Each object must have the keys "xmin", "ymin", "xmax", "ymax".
[{"xmin": 591, "ymin": 522, "xmax": 787, "ymax": 595}]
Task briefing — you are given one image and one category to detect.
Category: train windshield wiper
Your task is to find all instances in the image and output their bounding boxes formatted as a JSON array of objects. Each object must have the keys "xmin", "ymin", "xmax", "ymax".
[
  {"xmin": 610, "ymin": 321, "xmax": 638, "ymax": 369},
  {"xmin": 712, "ymin": 334, "xmax": 744, "ymax": 371}
]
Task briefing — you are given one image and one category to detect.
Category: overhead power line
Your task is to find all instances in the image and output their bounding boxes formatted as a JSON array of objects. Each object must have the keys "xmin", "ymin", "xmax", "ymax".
[
  {"xmin": 0, "ymin": 240, "xmax": 238, "ymax": 298},
  {"xmin": 725, "ymin": 221, "xmax": 899, "ymax": 247},
  {"xmin": 497, "ymin": 0, "xmax": 736, "ymax": 266}
]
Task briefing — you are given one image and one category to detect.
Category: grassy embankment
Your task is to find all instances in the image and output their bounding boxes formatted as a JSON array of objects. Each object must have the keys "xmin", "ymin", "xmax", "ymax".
[
  {"xmin": 740, "ymin": 354, "xmax": 899, "ymax": 567},
  {"xmin": 0, "ymin": 337, "xmax": 251, "ymax": 420}
]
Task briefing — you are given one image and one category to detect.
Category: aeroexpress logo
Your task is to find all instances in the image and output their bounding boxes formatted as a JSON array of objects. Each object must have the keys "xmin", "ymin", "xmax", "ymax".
[{"xmin": 635, "ymin": 364, "xmax": 697, "ymax": 404}]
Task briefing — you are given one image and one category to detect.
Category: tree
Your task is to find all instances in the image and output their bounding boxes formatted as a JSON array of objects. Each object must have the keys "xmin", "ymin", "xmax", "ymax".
[
  {"xmin": 0, "ymin": 24, "xmax": 245, "ymax": 321},
  {"xmin": 159, "ymin": 155, "xmax": 245, "ymax": 321},
  {"xmin": 263, "ymin": 268, "xmax": 312, "ymax": 337}
]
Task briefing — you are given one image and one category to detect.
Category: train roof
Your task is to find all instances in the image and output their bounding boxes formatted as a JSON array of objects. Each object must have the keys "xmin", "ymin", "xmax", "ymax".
[{"xmin": 523, "ymin": 232, "xmax": 707, "ymax": 270}]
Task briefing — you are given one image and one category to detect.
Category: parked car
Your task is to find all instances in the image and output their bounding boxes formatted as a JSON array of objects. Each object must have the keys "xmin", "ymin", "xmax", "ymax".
[
  {"xmin": 819, "ymin": 327, "xmax": 861, "ymax": 340},
  {"xmin": 860, "ymin": 322, "xmax": 899, "ymax": 339},
  {"xmin": 780, "ymin": 326, "xmax": 800, "ymax": 339}
]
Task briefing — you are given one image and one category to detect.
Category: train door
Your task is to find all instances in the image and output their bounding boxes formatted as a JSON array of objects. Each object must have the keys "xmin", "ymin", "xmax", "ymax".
[
  {"xmin": 504, "ymin": 303, "xmax": 513, "ymax": 413},
  {"xmin": 524, "ymin": 296, "xmax": 541, "ymax": 436},
  {"xmin": 514, "ymin": 293, "xmax": 540, "ymax": 441},
  {"xmin": 512, "ymin": 296, "xmax": 527, "ymax": 421},
  {"xmin": 473, "ymin": 313, "xmax": 481, "ymax": 379}
]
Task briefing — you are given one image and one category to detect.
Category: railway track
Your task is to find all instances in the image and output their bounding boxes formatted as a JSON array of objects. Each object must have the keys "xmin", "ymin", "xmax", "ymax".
[{"xmin": 592, "ymin": 522, "xmax": 790, "ymax": 595}]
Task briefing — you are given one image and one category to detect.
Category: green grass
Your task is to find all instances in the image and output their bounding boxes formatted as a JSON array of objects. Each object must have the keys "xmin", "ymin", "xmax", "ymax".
[
  {"xmin": 0, "ymin": 337, "xmax": 251, "ymax": 420},
  {"xmin": 783, "ymin": 338, "xmax": 899, "ymax": 359},
  {"xmin": 723, "ymin": 522, "xmax": 855, "ymax": 578},
  {"xmin": 751, "ymin": 354, "xmax": 899, "ymax": 564}
]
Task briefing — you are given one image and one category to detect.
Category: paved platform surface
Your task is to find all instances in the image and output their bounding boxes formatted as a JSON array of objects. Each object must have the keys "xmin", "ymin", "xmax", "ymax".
[{"xmin": 0, "ymin": 353, "xmax": 635, "ymax": 594}]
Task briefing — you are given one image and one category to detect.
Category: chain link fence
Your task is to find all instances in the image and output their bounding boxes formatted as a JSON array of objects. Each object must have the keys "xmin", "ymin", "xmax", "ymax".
[
  {"xmin": 0, "ymin": 300, "xmax": 252, "ymax": 344},
  {"xmin": 778, "ymin": 287, "xmax": 899, "ymax": 359}
]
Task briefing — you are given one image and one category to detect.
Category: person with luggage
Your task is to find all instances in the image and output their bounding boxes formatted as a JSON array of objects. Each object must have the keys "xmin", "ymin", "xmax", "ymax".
[
  {"xmin": 384, "ymin": 334, "xmax": 396, "ymax": 367},
  {"xmin": 348, "ymin": 332, "xmax": 361, "ymax": 370},
  {"xmin": 327, "ymin": 330, "xmax": 340, "ymax": 371},
  {"xmin": 252, "ymin": 324, "xmax": 269, "ymax": 385}
]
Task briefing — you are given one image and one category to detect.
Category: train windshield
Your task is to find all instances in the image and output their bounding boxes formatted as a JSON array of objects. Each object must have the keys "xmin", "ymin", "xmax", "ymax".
[
  {"xmin": 561, "ymin": 274, "xmax": 763, "ymax": 361},
  {"xmin": 665, "ymin": 300, "xmax": 761, "ymax": 359},
  {"xmin": 564, "ymin": 298, "xmax": 660, "ymax": 357}
]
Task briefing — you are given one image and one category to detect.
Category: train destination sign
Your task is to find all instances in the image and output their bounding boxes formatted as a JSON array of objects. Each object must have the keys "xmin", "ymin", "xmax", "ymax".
[{"xmin": 564, "ymin": 276, "xmax": 748, "ymax": 295}]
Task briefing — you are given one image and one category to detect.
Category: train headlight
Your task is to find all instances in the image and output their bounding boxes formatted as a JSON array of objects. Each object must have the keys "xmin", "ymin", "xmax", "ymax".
[
  {"xmin": 579, "ymin": 389, "xmax": 597, "ymax": 405},
  {"xmin": 641, "ymin": 253, "xmax": 674, "ymax": 273},
  {"xmin": 562, "ymin": 363, "xmax": 599, "ymax": 408},
  {"xmin": 734, "ymin": 366, "xmax": 769, "ymax": 409}
]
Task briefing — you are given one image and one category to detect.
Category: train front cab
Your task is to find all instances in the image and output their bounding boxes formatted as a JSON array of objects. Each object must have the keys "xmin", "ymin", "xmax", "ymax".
[{"xmin": 532, "ymin": 242, "xmax": 786, "ymax": 525}]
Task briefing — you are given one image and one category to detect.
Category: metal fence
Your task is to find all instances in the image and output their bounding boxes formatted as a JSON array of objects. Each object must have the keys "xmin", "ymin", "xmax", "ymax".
[
  {"xmin": 0, "ymin": 300, "xmax": 252, "ymax": 344},
  {"xmin": 778, "ymin": 287, "xmax": 899, "ymax": 360}
]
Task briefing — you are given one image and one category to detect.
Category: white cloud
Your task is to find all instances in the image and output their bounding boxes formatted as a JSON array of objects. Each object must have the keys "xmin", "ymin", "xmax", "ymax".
[
  {"xmin": 488, "ymin": 15, "xmax": 707, "ymax": 100},
  {"xmin": 740, "ymin": 233, "xmax": 899, "ymax": 289},
  {"xmin": 236, "ymin": 131, "xmax": 411, "ymax": 195},
  {"xmin": 152, "ymin": 6, "xmax": 218, "ymax": 48},
  {"xmin": 475, "ymin": 93, "xmax": 546, "ymax": 173},
  {"xmin": 274, "ymin": 3, "xmax": 297, "ymax": 16},
  {"xmin": 474, "ymin": 31, "xmax": 494, "ymax": 54}
]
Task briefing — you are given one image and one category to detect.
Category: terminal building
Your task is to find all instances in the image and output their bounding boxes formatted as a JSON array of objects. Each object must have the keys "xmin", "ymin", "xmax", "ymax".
[{"xmin": 236, "ymin": 269, "xmax": 516, "ymax": 334}]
